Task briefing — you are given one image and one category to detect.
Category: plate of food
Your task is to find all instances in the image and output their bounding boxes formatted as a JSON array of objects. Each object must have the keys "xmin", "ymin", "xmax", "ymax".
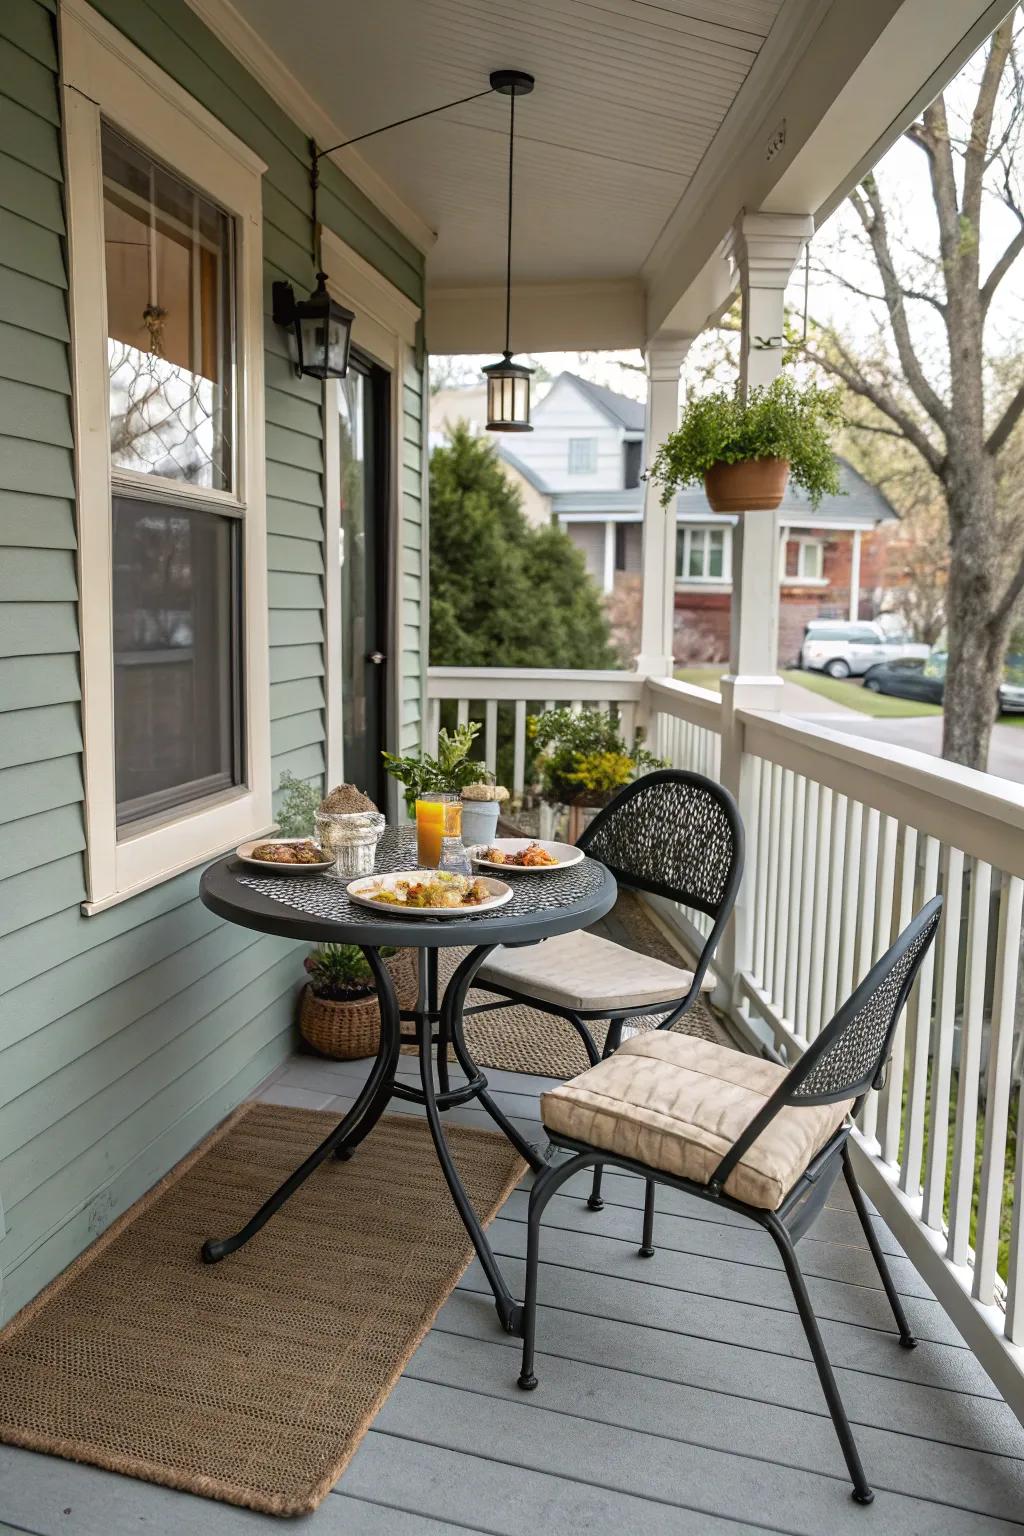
[
  {"xmin": 346, "ymin": 870, "xmax": 512, "ymax": 918},
  {"xmin": 236, "ymin": 837, "xmax": 334, "ymax": 874},
  {"xmin": 470, "ymin": 838, "xmax": 583, "ymax": 873}
]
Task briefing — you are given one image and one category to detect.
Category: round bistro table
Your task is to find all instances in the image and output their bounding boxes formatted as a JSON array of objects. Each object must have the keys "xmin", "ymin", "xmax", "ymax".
[{"xmin": 199, "ymin": 827, "xmax": 617, "ymax": 1334}]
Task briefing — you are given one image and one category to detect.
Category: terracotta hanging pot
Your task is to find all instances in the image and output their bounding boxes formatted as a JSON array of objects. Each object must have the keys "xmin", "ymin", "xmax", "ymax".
[{"xmin": 704, "ymin": 456, "xmax": 790, "ymax": 513}]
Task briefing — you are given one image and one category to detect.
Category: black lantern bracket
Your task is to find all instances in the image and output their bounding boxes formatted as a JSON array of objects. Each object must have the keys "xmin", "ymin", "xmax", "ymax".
[{"xmin": 272, "ymin": 71, "xmax": 535, "ymax": 382}]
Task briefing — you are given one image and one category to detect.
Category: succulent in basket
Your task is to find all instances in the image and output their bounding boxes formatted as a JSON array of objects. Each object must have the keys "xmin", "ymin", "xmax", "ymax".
[
  {"xmin": 304, "ymin": 943, "xmax": 397, "ymax": 1002},
  {"xmin": 528, "ymin": 707, "xmax": 664, "ymax": 808}
]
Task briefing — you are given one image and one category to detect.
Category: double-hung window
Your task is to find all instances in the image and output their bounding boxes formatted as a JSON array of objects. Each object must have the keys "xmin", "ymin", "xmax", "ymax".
[
  {"xmin": 63, "ymin": 0, "xmax": 270, "ymax": 910},
  {"xmin": 782, "ymin": 537, "xmax": 826, "ymax": 582},
  {"xmin": 676, "ymin": 526, "xmax": 731, "ymax": 582},
  {"xmin": 567, "ymin": 437, "xmax": 598, "ymax": 474}
]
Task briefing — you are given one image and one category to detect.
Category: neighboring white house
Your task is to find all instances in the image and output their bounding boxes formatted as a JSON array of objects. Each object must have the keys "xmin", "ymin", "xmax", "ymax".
[{"xmin": 429, "ymin": 372, "xmax": 899, "ymax": 662}]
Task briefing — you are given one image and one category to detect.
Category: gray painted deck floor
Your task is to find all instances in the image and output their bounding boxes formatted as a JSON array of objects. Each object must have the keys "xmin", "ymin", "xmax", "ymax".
[{"xmin": 2, "ymin": 1048, "xmax": 1024, "ymax": 1535}]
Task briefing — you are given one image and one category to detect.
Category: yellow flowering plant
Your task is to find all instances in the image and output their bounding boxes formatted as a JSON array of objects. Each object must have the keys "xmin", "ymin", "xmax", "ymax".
[{"xmin": 529, "ymin": 708, "xmax": 663, "ymax": 806}]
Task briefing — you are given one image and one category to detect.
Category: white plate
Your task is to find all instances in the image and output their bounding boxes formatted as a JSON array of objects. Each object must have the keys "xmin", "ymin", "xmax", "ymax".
[
  {"xmin": 346, "ymin": 869, "xmax": 513, "ymax": 918},
  {"xmin": 235, "ymin": 837, "xmax": 334, "ymax": 874},
  {"xmin": 469, "ymin": 838, "xmax": 583, "ymax": 874}
]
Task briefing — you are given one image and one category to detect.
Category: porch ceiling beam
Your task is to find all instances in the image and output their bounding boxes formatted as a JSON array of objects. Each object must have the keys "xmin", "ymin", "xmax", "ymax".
[{"xmin": 425, "ymin": 279, "xmax": 645, "ymax": 355}]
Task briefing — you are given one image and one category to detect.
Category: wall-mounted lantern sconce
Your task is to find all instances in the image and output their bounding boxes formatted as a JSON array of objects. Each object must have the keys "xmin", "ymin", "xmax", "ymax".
[{"xmin": 272, "ymin": 272, "xmax": 354, "ymax": 381}]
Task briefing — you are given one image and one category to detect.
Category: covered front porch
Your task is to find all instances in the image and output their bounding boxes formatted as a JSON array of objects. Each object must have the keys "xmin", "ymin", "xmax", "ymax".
[{"xmin": 4, "ymin": 0, "xmax": 1024, "ymax": 1529}]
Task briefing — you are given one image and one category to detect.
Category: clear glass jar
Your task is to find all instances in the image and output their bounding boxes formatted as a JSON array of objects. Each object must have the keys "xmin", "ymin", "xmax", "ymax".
[{"xmin": 315, "ymin": 809, "xmax": 386, "ymax": 879}]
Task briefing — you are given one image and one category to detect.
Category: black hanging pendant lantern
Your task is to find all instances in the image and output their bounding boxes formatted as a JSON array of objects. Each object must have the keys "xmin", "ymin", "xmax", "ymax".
[{"xmin": 484, "ymin": 69, "xmax": 535, "ymax": 432}]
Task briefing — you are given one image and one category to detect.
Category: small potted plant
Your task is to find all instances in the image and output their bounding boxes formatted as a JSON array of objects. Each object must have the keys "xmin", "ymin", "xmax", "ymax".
[
  {"xmin": 460, "ymin": 776, "xmax": 510, "ymax": 847},
  {"xmin": 299, "ymin": 942, "xmax": 418, "ymax": 1060},
  {"xmin": 529, "ymin": 707, "xmax": 664, "ymax": 842},
  {"xmin": 382, "ymin": 721, "xmax": 484, "ymax": 812},
  {"xmin": 648, "ymin": 374, "xmax": 843, "ymax": 514}
]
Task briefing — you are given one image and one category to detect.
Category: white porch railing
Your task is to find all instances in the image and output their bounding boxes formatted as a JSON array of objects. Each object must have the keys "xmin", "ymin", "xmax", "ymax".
[{"xmin": 426, "ymin": 663, "xmax": 1024, "ymax": 1421}]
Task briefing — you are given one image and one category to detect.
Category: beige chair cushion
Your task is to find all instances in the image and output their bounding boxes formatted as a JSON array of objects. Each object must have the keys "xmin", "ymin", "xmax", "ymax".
[
  {"xmin": 476, "ymin": 929, "xmax": 713, "ymax": 1014},
  {"xmin": 541, "ymin": 1032, "xmax": 853, "ymax": 1210}
]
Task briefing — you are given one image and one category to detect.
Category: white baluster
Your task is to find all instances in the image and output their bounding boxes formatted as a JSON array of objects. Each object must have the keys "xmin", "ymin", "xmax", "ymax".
[
  {"xmin": 484, "ymin": 700, "xmax": 498, "ymax": 776},
  {"xmin": 900, "ymin": 834, "xmax": 940, "ymax": 1198},
  {"xmin": 784, "ymin": 774, "xmax": 806, "ymax": 1034},
  {"xmin": 922, "ymin": 845, "xmax": 965, "ymax": 1229},
  {"xmin": 880, "ymin": 824, "xmax": 917, "ymax": 1165},
  {"xmin": 947, "ymin": 860, "xmax": 992, "ymax": 1266},
  {"xmin": 974, "ymin": 873, "xmax": 1023, "ymax": 1305},
  {"xmin": 805, "ymin": 783, "xmax": 832, "ymax": 1041}
]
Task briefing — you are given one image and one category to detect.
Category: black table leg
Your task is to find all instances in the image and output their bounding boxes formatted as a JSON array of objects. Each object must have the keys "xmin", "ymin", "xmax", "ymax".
[
  {"xmin": 444, "ymin": 945, "xmax": 545, "ymax": 1176},
  {"xmin": 200, "ymin": 946, "xmax": 400, "ymax": 1264},
  {"xmin": 413, "ymin": 1004, "xmax": 523, "ymax": 1336}
]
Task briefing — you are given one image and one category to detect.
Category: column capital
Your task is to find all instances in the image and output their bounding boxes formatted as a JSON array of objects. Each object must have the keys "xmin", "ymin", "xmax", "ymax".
[
  {"xmin": 644, "ymin": 331, "xmax": 696, "ymax": 382},
  {"xmin": 725, "ymin": 211, "xmax": 814, "ymax": 292}
]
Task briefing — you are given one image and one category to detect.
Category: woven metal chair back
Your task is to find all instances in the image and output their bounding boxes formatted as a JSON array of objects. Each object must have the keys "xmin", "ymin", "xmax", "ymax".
[
  {"xmin": 786, "ymin": 894, "xmax": 942, "ymax": 1106},
  {"xmin": 577, "ymin": 769, "xmax": 743, "ymax": 920},
  {"xmin": 709, "ymin": 895, "xmax": 942, "ymax": 1196}
]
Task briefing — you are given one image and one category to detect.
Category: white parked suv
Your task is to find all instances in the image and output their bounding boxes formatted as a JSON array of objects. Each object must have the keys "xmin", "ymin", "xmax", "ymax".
[{"xmin": 799, "ymin": 620, "xmax": 930, "ymax": 679}]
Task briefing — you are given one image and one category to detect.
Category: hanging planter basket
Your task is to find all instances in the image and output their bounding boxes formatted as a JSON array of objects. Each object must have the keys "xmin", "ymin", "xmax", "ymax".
[
  {"xmin": 298, "ymin": 948, "xmax": 419, "ymax": 1060},
  {"xmin": 704, "ymin": 456, "xmax": 790, "ymax": 514}
]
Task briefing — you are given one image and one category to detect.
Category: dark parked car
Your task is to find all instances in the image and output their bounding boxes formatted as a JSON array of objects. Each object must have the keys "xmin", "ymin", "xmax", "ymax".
[{"xmin": 861, "ymin": 651, "xmax": 1024, "ymax": 713}]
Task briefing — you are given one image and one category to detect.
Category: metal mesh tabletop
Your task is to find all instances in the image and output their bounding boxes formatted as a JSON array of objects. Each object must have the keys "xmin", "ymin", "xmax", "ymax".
[{"xmin": 201, "ymin": 828, "xmax": 617, "ymax": 948}]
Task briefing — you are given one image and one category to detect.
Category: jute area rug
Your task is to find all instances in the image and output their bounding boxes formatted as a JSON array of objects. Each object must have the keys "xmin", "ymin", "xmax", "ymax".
[
  {"xmin": 0, "ymin": 1106, "xmax": 525, "ymax": 1517},
  {"xmin": 442, "ymin": 890, "xmax": 730, "ymax": 1080}
]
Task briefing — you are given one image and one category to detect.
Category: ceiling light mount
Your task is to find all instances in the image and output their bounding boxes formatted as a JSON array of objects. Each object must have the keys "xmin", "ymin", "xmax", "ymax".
[{"xmin": 489, "ymin": 69, "xmax": 535, "ymax": 98}]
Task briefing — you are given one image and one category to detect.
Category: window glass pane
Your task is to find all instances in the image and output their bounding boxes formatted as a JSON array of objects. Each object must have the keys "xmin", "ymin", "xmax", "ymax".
[
  {"xmin": 707, "ymin": 530, "xmax": 724, "ymax": 578},
  {"xmin": 113, "ymin": 497, "xmax": 241, "ymax": 825},
  {"xmin": 339, "ymin": 371, "xmax": 369, "ymax": 776},
  {"xmin": 688, "ymin": 529, "xmax": 706, "ymax": 578},
  {"xmin": 568, "ymin": 437, "xmax": 597, "ymax": 474},
  {"xmin": 802, "ymin": 541, "xmax": 823, "ymax": 579},
  {"xmin": 102, "ymin": 124, "xmax": 234, "ymax": 490}
]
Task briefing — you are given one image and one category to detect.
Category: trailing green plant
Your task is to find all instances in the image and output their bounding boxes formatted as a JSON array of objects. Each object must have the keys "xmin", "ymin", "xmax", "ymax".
[
  {"xmin": 275, "ymin": 771, "xmax": 321, "ymax": 837},
  {"xmin": 382, "ymin": 721, "xmax": 483, "ymax": 812},
  {"xmin": 648, "ymin": 374, "xmax": 844, "ymax": 509},
  {"xmin": 528, "ymin": 707, "xmax": 663, "ymax": 806},
  {"xmin": 304, "ymin": 943, "xmax": 397, "ymax": 1001}
]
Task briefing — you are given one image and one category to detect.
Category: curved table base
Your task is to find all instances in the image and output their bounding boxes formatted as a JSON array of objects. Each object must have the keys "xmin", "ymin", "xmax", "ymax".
[{"xmin": 200, "ymin": 943, "xmax": 543, "ymax": 1335}]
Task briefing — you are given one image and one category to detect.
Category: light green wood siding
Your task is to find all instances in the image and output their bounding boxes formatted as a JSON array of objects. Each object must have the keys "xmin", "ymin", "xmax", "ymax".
[{"xmin": 0, "ymin": 0, "xmax": 426, "ymax": 1323}]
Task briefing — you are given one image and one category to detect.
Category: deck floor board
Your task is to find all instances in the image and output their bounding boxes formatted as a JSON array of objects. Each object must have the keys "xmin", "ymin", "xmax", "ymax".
[{"xmin": 1, "ymin": 1048, "xmax": 1022, "ymax": 1534}]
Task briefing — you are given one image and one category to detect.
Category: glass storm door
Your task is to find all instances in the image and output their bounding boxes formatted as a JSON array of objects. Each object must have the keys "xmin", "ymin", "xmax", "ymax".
[{"xmin": 337, "ymin": 354, "xmax": 389, "ymax": 804}]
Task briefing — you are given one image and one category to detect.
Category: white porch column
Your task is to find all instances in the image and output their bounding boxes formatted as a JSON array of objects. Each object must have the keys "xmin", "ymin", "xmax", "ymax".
[
  {"xmin": 602, "ymin": 519, "xmax": 616, "ymax": 595},
  {"xmin": 849, "ymin": 527, "xmax": 862, "ymax": 621},
  {"xmin": 724, "ymin": 212, "xmax": 813, "ymax": 691},
  {"xmin": 719, "ymin": 212, "xmax": 812, "ymax": 1003},
  {"xmin": 635, "ymin": 334, "xmax": 695, "ymax": 676}
]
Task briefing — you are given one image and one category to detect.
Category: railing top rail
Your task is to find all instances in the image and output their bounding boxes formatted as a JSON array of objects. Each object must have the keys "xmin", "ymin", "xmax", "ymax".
[
  {"xmin": 426, "ymin": 667, "xmax": 647, "ymax": 702},
  {"xmin": 427, "ymin": 667, "xmax": 641, "ymax": 683},
  {"xmin": 739, "ymin": 706, "xmax": 1024, "ymax": 877},
  {"xmin": 644, "ymin": 676, "xmax": 724, "ymax": 732}
]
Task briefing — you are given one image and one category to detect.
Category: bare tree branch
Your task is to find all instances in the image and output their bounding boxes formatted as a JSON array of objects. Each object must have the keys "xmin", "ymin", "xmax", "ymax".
[
  {"xmin": 799, "ymin": 337, "xmax": 946, "ymax": 475},
  {"xmin": 848, "ymin": 175, "xmax": 952, "ymax": 432},
  {"xmin": 964, "ymin": 18, "xmax": 1014, "ymax": 228},
  {"xmin": 986, "ymin": 376, "xmax": 1024, "ymax": 455},
  {"xmin": 981, "ymin": 225, "xmax": 1024, "ymax": 312}
]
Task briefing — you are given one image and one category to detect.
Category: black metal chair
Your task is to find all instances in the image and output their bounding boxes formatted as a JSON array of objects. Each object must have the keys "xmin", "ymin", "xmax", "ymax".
[
  {"xmin": 472, "ymin": 769, "xmax": 744, "ymax": 1211},
  {"xmin": 516, "ymin": 894, "xmax": 943, "ymax": 1506}
]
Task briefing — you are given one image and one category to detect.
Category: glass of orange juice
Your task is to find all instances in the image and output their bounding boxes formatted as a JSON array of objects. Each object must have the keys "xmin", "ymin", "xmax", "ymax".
[{"xmin": 415, "ymin": 792, "xmax": 459, "ymax": 867}]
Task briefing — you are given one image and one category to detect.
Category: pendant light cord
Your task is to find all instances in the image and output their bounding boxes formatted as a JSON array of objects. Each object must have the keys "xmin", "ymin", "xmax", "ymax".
[{"xmin": 504, "ymin": 87, "xmax": 515, "ymax": 356}]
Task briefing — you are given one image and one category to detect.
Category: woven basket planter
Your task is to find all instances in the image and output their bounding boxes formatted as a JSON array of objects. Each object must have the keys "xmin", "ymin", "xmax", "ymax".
[{"xmin": 298, "ymin": 948, "xmax": 419, "ymax": 1060}]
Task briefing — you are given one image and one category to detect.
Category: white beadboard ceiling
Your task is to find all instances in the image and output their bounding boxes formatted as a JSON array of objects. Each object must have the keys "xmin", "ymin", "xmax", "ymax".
[{"xmin": 234, "ymin": 0, "xmax": 785, "ymax": 284}]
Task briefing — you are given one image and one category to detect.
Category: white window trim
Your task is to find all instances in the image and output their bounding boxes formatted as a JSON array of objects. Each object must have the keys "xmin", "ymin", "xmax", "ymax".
[
  {"xmin": 62, "ymin": 0, "xmax": 271, "ymax": 913},
  {"xmin": 780, "ymin": 532, "xmax": 827, "ymax": 586},
  {"xmin": 676, "ymin": 525, "xmax": 732, "ymax": 585},
  {"xmin": 319, "ymin": 228, "xmax": 421, "ymax": 817}
]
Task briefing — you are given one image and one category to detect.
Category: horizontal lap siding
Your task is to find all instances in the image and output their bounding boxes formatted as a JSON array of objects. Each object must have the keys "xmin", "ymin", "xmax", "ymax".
[{"xmin": 0, "ymin": 0, "xmax": 425, "ymax": 1321}]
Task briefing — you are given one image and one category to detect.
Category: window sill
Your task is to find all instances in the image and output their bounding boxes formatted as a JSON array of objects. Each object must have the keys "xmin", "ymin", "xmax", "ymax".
[
  {"xmin": 675, "ymin": 579, "xmax": 732, "ymax": 594},
  {"xmin": 82, "ymin": 811, "xmax": 276, "ymax": 914},
  {"xmin": 781, "ymin": 576, "xmax": 828, "ymax": 588}
]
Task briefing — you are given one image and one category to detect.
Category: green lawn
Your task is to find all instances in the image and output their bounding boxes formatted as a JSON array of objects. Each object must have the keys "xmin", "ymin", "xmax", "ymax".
[
  {"xmin": 781, "ymin": 669, "xmax": 944, "ymax": 718},
  {"xmin": 674, "ymin": 665, "xmax": 944, "ymax": 718}
]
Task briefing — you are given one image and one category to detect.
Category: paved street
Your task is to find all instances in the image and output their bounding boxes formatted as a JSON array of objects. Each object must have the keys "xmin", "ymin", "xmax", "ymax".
[{"xmin": 814, "ymin": 712, "xmax": 1024, "ymax": 787}]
